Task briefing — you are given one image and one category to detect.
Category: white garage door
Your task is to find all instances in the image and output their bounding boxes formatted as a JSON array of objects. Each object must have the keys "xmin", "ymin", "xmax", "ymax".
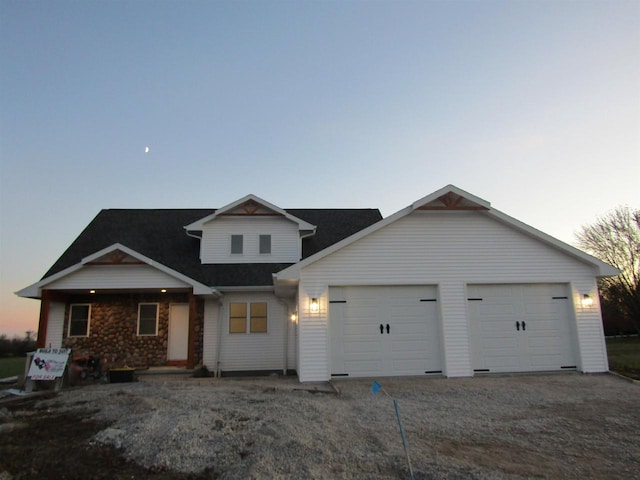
[
  {"xmin": 468, "ymin": 284, "xmax": 577, "ymax": 373},
  {"xmin": 329, "ymin": 286, "xmax": 442, "ymax": 377}
]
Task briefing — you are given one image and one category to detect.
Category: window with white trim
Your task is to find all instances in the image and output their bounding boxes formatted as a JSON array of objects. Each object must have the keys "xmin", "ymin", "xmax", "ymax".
[
  {"xmin": 231, "ymin": 235, "xmax": 243, "ymax": 254},
  {"xmin": 68, "ymin": 304, "xmax": 91, "ymax": 337},
  {"xmin": 138, "ymin": 303, "xmax": 159, "ymax": 336},
  {"xmin": 259, "ymin": 234, "xmax": 271, "ymax": 254},
  {"xmin": 229, "ymin": 302, "xmax": 268, "ymax": 334}
]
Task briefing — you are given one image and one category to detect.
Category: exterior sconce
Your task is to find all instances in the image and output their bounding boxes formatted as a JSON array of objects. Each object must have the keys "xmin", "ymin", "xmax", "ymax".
[
  {"xmin": 290, "ymin": 312, "xmax": 298, "ymax": 323},
  {"xmin": 310, "ymin": 298, "xmax": 320, "ymax": 313},
  {"xmin": 581, "ymin": 294, "xmax": 594, "ymax": 308}
]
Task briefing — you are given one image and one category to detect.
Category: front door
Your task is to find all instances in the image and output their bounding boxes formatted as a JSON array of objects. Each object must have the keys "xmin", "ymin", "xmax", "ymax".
[{"xmin": 168, "ymin": 304, "xmax": 189, "ymax": 362}]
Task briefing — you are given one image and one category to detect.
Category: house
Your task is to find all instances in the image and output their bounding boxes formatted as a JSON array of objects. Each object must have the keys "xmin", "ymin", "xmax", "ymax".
[{"xmin": 17, "ymin": 185, "xmax": 618, "ymax": 381}]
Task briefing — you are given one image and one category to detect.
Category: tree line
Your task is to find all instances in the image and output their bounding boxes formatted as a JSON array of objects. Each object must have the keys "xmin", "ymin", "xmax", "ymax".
[
  {"xmin": 0, "ymin": 331, "xmax": 37, "ymax": 357},
  {"xmin": 577, "ymin": 205, "xmax": 639, "ymax": 336}
]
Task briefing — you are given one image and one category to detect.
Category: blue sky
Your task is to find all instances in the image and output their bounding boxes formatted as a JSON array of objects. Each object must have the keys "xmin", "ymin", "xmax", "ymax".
[{"xmin": 1, "ymin": 0, "xmax": 638, "ymax": 337}]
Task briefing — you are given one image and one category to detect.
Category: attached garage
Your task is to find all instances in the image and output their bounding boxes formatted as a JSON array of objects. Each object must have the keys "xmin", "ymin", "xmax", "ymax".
[
  {"xmin": 276, "ymin": 185, "xmax": 618, "ymax": 382},
  {"xmin": 329, "ymin": 286, "xmax": 442, "ymax": 377},
  {"xmin": 468, "ymin": 284, "xmax": 578, "ymax": 373}
]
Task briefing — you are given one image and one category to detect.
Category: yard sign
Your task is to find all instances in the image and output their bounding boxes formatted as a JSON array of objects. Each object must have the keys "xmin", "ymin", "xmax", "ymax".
[{"xmin": 27, "ymin": 348, "xmax": 71, "ymax": 380}]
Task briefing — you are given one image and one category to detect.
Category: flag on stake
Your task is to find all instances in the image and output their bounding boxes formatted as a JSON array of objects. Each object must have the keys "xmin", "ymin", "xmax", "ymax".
[
  {"xmin": 371, "ymin": 380, "xmax": 415, "ymax": 480},
  {"xmin": 371, "ymin": 380, "xmax": 382, "ymax": 395}
]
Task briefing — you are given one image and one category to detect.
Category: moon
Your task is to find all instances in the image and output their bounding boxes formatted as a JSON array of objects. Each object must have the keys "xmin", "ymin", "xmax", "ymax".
[{"xmin": 144, "ymin": 146, "xmax": 150, "ymax": 153}]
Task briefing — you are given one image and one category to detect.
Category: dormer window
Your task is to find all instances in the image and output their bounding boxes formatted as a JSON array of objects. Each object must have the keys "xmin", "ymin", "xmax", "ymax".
[
  {"xmin": 259, "ymin": 235, "xmax": 271, "ymax": 254},
  {"xmin": 231, "ymin": 235, "xmax": 243, "ymax": 254}
]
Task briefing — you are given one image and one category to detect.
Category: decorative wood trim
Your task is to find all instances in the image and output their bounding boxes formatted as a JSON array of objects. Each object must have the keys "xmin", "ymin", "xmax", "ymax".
[
  {"xmin": 416, "ymin": 192, "xmax": 489, "ymax": 211},
  {"xmin": 166, "ymin": 360, "xmax": 188, "ymax": 367},
  {"xmin": 37, "ymin": 291, "xmax": 51, "ymax": 348},
  {"xmin": 187, "ymin": 292, "xmax": 197, "ymax": 369}
]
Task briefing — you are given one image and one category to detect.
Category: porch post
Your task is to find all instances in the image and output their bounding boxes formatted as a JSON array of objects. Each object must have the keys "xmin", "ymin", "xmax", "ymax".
[
  {"xmin": 187, "ymin": 291, "xmax": 197, "ymax": 369},
  {"xmin": 36, "ymin": 290, "xmax": 51, "ymax": 348}
]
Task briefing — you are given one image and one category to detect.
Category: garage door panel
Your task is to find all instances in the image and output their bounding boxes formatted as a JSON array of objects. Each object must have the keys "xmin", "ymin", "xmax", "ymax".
[
  {"xmin": 469, "ymin": 284, "xmax": 576, "ymax": 373},
  {"xmin": 330, "ymin": 285, "xmax": 441, "ymax": 377}
]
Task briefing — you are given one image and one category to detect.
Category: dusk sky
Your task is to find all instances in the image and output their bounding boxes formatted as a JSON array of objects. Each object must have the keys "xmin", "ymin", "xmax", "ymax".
[{"xmin": 1, "ymin": 0, "xmax": 638, "ymax": 337}]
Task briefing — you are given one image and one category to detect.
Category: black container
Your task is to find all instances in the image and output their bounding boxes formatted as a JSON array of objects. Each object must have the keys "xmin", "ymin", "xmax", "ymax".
[{"xmin": 109, "ymin": 368, "xmax": 135, "ymax": 383}]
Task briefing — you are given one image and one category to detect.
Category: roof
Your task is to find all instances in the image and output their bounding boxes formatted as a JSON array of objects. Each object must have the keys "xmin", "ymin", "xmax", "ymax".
[
  {"xmin": 41, "ymin": 207, "xmax": 382, "ymax": 287},
  {"xmin": 276, "ymin": 184, "xmax": 620, "ymax": 280}
]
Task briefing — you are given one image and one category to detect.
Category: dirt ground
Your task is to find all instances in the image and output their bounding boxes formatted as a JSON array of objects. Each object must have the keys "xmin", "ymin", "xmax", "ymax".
[{"xmin": 0, "ymin": 372, "xmax": 638, "ymax": 479}]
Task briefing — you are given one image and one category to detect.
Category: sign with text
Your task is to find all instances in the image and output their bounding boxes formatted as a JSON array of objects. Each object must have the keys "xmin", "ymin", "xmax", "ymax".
[{"xmin": 27, "ymin": 348, "xmax": 71, "ymax": 380}]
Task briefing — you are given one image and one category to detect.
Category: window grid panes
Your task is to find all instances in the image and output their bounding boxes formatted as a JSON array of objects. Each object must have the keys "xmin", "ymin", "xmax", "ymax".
[
  {"xmin": 69, "ymin": 304, "xmax": 90, "ymax": 337},
  {"xmin": 229, "ymin": 302, "xmax": 267, "ymax": 334},
  {"xmin": 250, "ymin": 303, "xmax": 268, "ymax": 333},
  {"xmin": 229, "ymin": 303, "xmax": 247, "ymax": 333},
  {"xmin": 138, "ymin": 304, "xmax": 158, "ymax": 336}
]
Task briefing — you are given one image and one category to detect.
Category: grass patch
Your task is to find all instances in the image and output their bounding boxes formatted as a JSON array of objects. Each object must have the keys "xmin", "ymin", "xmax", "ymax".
[
  {"xmin": 0, "ymin": 356, "xmax": 28, "ymax": 378},
  {"xmin": 606, "ymin": 336, "xmax": 640, "ymax": 380}
]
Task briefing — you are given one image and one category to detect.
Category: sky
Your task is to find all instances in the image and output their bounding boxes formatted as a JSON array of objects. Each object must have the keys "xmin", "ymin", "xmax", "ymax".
[{"xmin": 1, "ymin": 0, "xmax": 638, "ymax": 337}]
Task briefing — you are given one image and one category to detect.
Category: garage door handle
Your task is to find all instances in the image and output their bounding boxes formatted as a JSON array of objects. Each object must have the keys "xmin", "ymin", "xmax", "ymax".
[
  {"xmin": 386, "ymin": 324, "xmax": 390, "ymax": 334},
  {"xmin": 380, "ymin": 324, "xmax": 384, "ymax": 334},
  {"xmin": 516, "ymin": 321, "xmax": 520, "ymax": 331},
  {"xmin": 522, "ymin": 321, "xmax": 526, "ymax": 331}
]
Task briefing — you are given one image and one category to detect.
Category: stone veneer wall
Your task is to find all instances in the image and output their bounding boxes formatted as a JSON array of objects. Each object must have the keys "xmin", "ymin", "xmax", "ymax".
[{"xmin": 62, "ymin": 292, "xmax": 204, "ymax": 367}]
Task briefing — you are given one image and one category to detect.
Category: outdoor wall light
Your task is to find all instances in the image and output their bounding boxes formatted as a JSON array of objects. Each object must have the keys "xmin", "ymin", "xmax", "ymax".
[
  {"xmin": 581, "ymin": 294, "xmax": 594, "ymax": 308},
  {"xmin": 310, "ymin": 298, "xmax": 320, "ymax": 313},
  {"xmin": 290, "ymin": 312, "xmax": 298, "ymax": 323}
]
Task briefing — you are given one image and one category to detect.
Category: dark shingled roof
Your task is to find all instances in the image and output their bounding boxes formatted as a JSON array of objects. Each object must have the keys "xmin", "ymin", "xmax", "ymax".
[{"xmin": 43, "ymin": 208, "xmax": 382, "ymax": 287}]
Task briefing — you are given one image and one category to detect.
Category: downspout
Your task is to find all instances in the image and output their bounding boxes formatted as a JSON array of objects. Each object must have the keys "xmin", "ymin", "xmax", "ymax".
[
  {"xmin": 215, "ymin": 297, "xmax": 224, "ymax": 378},
  {"xmin": 276, "ymin": 297, "xmax": 291, "ymax": 376}
]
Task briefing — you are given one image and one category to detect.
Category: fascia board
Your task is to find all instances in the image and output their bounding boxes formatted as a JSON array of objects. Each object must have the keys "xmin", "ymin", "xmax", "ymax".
[{"xmin": 487, "ymin": 209, "xmax": 620, "ymax": 277}]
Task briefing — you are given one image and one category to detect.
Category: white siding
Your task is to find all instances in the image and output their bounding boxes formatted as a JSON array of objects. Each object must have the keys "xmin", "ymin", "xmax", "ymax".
[
  {"xmin": 46, "ymin": 265, "xmax": 190, "ymax": 290},
  {"xmin": 202, "ymin": 298, "xmax": 220, "ymax": 371},
  {"xmin": 296, "ymin": 211, "xmax": 606, "ymax": 382},
  {"xmin": 202, "ymin": 292, "xmax": 295, "ymax": 373},
  {"xmin": 45, "ymin": 302, "xmax": 65, "ymax": 348},
  {"xmin": 201, "ymin": 217, "xmax": 301, "ymax": 264}
]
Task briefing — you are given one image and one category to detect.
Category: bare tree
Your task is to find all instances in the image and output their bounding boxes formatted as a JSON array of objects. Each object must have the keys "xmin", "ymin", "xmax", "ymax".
[{"xmin": 576, "ymin": 206, "xmax": 640, "ymax": 334}]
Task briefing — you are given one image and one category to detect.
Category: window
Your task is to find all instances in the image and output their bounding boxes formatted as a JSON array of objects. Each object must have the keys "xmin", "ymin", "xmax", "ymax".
[
  {"xmin": 69, "ymin": 304, "xmax": 90, "ymax": 337},
  {"xmin": 138, "ymin": 303, "xmax": 158, "ymax": 336},
  {"xmin": 229, "ymin": 302, "xmax": 268, "ymax": 334},
  {"xmin": 229, "ymin": 303, "xmax": 247, "ymax": 333},
  {"xmin": 250, "ymin": 303, "xmax": 267, "ymax": 332},
  {"xmin": 259, "ymin": 234, "xmax": 271, "ymax": 254},
  {"xmin": 231, "ymin": 235, "xmax": 243, "ymax": 254}
]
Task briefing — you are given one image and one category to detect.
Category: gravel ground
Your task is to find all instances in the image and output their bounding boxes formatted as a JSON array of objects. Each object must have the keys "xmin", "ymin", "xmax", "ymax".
[{"xmin": 15, "ymin": 373, "xmax": 640, "ymax": 479}]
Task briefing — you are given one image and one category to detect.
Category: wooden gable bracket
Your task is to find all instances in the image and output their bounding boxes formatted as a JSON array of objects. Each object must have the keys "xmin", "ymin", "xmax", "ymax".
[
  {"xmin": 86, "ymin": 249, "xmax": 145, "ymax": 265},
  {"xmin": 219, "ymin": 199, "xmax": 284, "ymax": 216},
  {"xmin": 417, "ymin": 192, "xmax": 489, "ymax": 211}
]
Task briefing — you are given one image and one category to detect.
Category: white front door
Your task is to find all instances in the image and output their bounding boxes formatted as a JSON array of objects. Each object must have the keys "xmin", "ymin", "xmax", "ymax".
[
  {"xmin": 46, "ymin": 302, "xmax": 65, "ymax": 348},
  {"xmin": 168, "ymin": 304, "xmax": 189, "ymax": 361},
  {"xmin": 468, "ymin": 284, "xmax": 577, "ymax": 373},
  {"xmin": 329, "ymin": 286, "xmax": 442, "ymax": 377}
]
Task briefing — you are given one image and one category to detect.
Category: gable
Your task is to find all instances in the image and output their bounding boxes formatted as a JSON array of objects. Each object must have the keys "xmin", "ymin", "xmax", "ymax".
[{"xmin": 276, "ymin": 185, "xmax": 618, "ymax": 281}]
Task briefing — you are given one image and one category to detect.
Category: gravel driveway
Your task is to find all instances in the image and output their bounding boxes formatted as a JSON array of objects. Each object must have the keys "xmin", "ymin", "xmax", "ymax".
[{"xmin": 22, "ymin": 373, "xmax": 640, "ymax": 479}]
